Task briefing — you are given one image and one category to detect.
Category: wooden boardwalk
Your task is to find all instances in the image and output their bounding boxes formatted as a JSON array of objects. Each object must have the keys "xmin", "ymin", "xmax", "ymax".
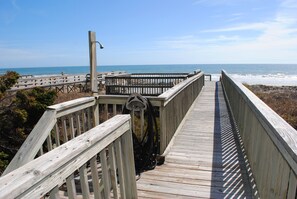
[{"xmin": 137, "ymin": 81, "xmax": 254, "ymax": 198}]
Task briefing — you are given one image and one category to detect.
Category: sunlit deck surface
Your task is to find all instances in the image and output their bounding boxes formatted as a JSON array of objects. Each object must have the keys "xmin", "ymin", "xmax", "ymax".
[{"xmin": 136, "ymin": 81, "xmax": 254, "ymax": 198}]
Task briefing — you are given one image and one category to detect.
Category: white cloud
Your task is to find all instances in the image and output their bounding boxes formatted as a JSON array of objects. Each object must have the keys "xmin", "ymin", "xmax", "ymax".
[
  {"xmin": 154, "ymin": 0, "xmax": 297, "ymax": 64},
  {"xmin": 201, "ymin": 22, "xmax": 269, "ymax": 33},
  {"xmin": 157, "ymin": 34, "xmax": 243, "ymax": 49},
  {"xmin": 226, "ymin": 13, "xmax": 244, "ymax": 22},
  {"xmin": 281, "ymin": 0, "xmax": 297, "ymax": 8}
]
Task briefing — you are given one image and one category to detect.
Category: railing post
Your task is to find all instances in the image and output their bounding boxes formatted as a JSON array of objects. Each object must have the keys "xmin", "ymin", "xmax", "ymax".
[
  {"xmin": 88, "ymin": 31, "xmax": 98, "ymax": 95},
  {"xmin": 93, "ymin": 98, "xmax": 99, "ymax": 126},
  {"xmin": 122, "ymin": 128, "xmax": 138, "ymax": 198},
  {"xmin": 159, "ymin": 101, "xmax": 167, "ymax": 154}
]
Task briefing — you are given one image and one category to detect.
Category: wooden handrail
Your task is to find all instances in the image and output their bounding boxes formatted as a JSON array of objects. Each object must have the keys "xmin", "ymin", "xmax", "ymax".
[
  {"xmin": 0, "ymin": 115, "xmax": 137, "ymax": 199},
  {"xmin": 2, "ymin": 110, "xmax": 57, "ymax": 175},
  {"xmin": 11, "ymin": 71, "xmax": 127, "ymax": 91},
  {"xmin": 97, "ymin": 72, "xmax": 205, "ymax": 153},
  {"xmin": 3, "ymin": 71, "xmax": 205, "ymax": 175},
  {"xmin": 10, "ymin": 74, "xmax": 87, "ymax": 91},
  {"xmin": 221, "ymin": 70, "xmax": 297, "ymax": 198},
  {"xmin": 48, "ymin": 96, "xmax": 96, "ymax": 117},
  {"xmin": 158, "ymin": 72, "xmax": 205, "ymax": 152},
  {"xmin": 159, "ymin": 72, "xmax": 204, "ymax": 106},
  {"xmin": 3, "ymin": 97, "xmax": 98, "ymax": 175},
  {"xmin": 105, "ymin": 72, "xmax": 191, "ymax": 96}
]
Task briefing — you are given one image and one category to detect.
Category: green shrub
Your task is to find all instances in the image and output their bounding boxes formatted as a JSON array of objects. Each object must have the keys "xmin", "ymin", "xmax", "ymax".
[{"xmin": 0, "ymin": 71, "xmax": 56, "ymax": 174}]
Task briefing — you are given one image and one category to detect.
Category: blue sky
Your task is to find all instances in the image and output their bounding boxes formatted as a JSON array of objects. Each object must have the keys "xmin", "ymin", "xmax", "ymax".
[{"xmin": 0, "ymin": 0, "xmax": 297, "ymax": 67}]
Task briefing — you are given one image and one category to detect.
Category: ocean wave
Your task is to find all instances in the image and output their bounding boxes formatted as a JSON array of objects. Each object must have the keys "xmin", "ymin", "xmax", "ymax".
[{"xmin": 210, "ymin": 73, "xmax": 297, "ymax": 86}]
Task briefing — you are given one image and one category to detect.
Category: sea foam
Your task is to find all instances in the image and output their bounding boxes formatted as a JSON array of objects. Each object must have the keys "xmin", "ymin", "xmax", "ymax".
[{"xmin": 211, "ymin": 73, "xmax": 297, "ymax": 86}]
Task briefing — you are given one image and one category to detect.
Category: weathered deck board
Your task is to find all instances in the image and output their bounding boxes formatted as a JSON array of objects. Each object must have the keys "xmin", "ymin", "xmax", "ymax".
[{"xmin": 137, "ymin": 81, "xmax": 254, "ymax": 198}]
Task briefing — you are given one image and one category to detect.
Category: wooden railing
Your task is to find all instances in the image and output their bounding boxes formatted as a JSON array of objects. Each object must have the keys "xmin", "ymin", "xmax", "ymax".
[
  {"xmin": 10, "ymin": 71, "xmax": 127, "ymax": 92},
  {"xmin": 127, "ymin": 73, "xmax": 189, "ymax": 77},
  {"xmin": 3, "ymin": 71, "xmax": 205, "ymax": 175},
  {"xmin": 99, "ymin": 72, "xmax": 205, "ymax": 153},
  {"xmin": 11, "ymin": 74, "xmax": 87, "ymax": 91},
  {"xmin": 0, "ymin": 115, "xmax": 137, "ymax": 199},
  {"xmin": 3, "ymin": 97, "xmax": 99, "ymax": 175},
  {"xmin": 85, "ymin": 71, "xmax": 128, "ymax": 83},
  {"xmin": 105, "ymin": 73, "xmax": 190, "ymax": 96},
  {"xmin": 221, "ymin": 70, "xmax": 297, "ymax": 198}
]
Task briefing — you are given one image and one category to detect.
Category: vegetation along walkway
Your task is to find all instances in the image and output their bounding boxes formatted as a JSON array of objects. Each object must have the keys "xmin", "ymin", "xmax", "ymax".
[{"xmin": 136, "ymin": 81, "xmax": 256, "ymax": 198}]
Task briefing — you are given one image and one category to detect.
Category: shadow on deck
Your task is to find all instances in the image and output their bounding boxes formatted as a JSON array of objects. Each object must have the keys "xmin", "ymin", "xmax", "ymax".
[
  {"xmin": 210, "ymin": 81, "xmax": 256, "ymax": 198},
  {"xmin": 136, "ymin": 81, "xmax": 256, "ymax": 198}
]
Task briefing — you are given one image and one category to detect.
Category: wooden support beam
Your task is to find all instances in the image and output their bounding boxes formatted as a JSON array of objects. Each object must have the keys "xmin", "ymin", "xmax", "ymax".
[{"xmin": 89, "ymin": 31, "xmax": 98, "ymax": 95}]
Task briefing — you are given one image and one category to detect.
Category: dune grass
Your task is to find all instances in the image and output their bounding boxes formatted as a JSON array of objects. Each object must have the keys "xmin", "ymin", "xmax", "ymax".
[{"xmin": 245, "ymin": 84, "xmax": 297, "ymax": 130}]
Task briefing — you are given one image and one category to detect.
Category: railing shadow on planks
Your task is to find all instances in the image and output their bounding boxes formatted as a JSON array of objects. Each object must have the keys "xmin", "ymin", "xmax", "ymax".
[
  {"xmin": 221, "ymin": 70, "xmax": 297, "ymax": 198},
  {"xmin": 0, "ymin": 71, "xmax": 205, "ymax": 198}
]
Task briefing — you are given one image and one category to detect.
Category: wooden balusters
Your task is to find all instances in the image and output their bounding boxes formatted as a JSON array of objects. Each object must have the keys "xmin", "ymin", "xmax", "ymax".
[
  {"xmin": 54, "ymin": 124, "xmax": 60, "ymax": 147},
  {"xmin": 76, "ymin": 111, "xmax": 82, "ymax": 136},
  {"xmin": 46, "ymin": 134, "xmax": 53, "ymax": 151},
  {"xmin": 79, "ymin": 164, "xmax": 91, "ymax": 198},
  {"xmin": 0, "ymin": 115, "xmax": 137, "ymax": 199},
  {"xmin": 90, "ymin": 155, "xmax": 102, "ymax": 199},
  {"xmin": 108, "ymin": 143, "xmax": 119, "ymax": 199},
  {"xmin": 100, "ymin": 149, "xmax": 111, "ymax": 198},
  {"xmin": 115, "ymin": 139, "xmax": 127, "ymax": 198},
  {"xmin": 222, "ymin": 70, "xmax": 297, "ymax": 198},
  {"xmin": 66, "ymin": 174, "xmax": 77, "ymax": 199}
]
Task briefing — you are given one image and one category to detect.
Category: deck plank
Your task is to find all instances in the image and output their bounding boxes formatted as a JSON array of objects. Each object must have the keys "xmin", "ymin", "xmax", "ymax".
[{"xmin": 137, "ymin": 81, "xmax": 254, "ymax": 198}]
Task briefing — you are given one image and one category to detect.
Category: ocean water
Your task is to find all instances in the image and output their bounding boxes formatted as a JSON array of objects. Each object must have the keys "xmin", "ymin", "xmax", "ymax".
[{"xmin": 1, "ymin": 64, "xmax": 297, "ymax": 86}]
